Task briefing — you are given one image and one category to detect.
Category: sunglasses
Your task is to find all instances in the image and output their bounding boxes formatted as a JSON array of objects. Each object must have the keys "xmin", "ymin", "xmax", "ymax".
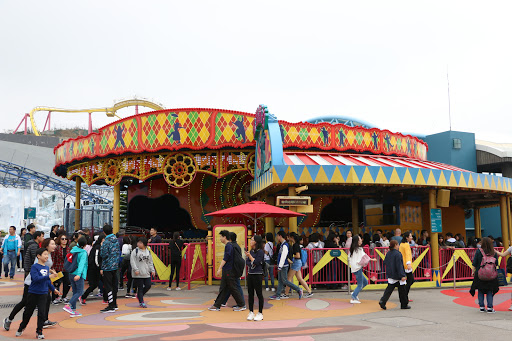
[{"xmin": 61, "ymin": 238, "xmax": 67, "ymax": 240}]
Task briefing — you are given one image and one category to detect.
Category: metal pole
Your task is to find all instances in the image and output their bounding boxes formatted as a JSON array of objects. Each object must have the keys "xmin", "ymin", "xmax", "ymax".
[
  {"xmin": 347, "ymin": 257, "xmax": 351, "ymax": 296},
  {"xmin": 452, "ymin": 254, "xmax": 456, "ymax": 290}
]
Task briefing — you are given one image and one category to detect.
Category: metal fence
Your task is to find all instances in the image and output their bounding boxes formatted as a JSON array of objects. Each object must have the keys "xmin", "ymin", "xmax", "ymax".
[{"xmin": 439, "ymin": 247, "xmax": 505, "ymax": 282}]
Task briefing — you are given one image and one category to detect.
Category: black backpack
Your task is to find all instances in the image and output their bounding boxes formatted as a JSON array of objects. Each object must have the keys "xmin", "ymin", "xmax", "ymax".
[
  {"xmin": 64, "ymin": 252, "xmax": 78, "ymax": 273},
  {"xmin": 230, "ymin": 243, "xmax": 245, "ymax": 278},
  {"xmin": 507, "ymin": 257, "xmax": 512, "ymax": 274},
  {"xmin": 270, "ymin": 243, "xmax": 278, "ymax": 265}
]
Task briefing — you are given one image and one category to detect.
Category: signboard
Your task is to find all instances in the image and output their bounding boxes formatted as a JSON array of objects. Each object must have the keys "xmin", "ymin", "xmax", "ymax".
[
  {"xmin": 296, "ymin": 205, "xmax": 313, "ymax": 213},
  {"xmin": 276, "ymin": 196, "xmax": 311, "ymax": 206},
  {"xmin": 24, "ymin": 207, "xmax": 36, "ymax": 219},
  {"xmin": 212, "ymin": 224, "xmax": 247, "ymax": 279},
  {"xmin": 430, "ymin": 208, "xmax": 442, "ymax": 233}
]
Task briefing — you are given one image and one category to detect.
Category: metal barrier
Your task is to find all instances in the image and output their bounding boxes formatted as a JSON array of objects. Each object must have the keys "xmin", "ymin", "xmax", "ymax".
[
  {"xmin": 184, "ymin": 242, "xmax": 208, "ymax": 289},
  {"xmin": 148, "ymin": 243, "xmax": 187, "ymax": 284},
  {"xmin": 439, "ymin": 247, "xmax": 505, "ymax": 282},
  {"xmin": 304, "ymin": 248, "xmax": 351, "ymax": 286},
  {"xmin": 368, "ymin": 246, "xmax": 431, "ymax": 283}
]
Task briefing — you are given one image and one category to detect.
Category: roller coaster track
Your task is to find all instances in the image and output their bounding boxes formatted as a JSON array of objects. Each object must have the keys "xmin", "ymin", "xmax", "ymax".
[
  {"xmin": 29, "ymin": 100, "xmax": 164, "ymax": 136},
  {"xmin": 0, "ymin": 159, "xmax": 112, "ymax": 203}
]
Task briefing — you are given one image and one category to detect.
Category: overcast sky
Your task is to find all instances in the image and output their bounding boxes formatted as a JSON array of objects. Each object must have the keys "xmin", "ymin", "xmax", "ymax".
[{"xmin": 1, "ymin": 1, "xmax": 511, "ymax": 142}]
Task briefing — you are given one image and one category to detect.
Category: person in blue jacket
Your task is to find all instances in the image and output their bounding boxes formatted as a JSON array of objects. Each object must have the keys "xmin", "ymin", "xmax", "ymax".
[
  {"xmin": 63, "ymin": 236, "xmax": 88, "ymax": 317},
  {"xmin": 16, "ymin": 248, "xmax": 60, "ymax": 339},
  {"xmin": 100, "ymin": 225, "xmax": 120, "ymax": 313},
  {"xmin": 1, "ymin": 226, "xmax": 22, "ymax": 279}
]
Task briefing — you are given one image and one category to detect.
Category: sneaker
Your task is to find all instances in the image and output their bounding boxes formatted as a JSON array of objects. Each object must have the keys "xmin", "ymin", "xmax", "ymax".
[
  {"xmin": 221, "ymin": 304, "xmax": 227, "ymax": 307},
  {"xmin": 280, "ymin": 294, "xmax": 289, "ymax": 299},
  {"xmin": 42, "ymin": 320, "xmax": 57, "ymax": 329},
  {"xmin": 62, "ymin": 305, "xmax": 74, "ymax": 314},
  {"xmin": 166, "ymin": 287, "xmax": 172, "ymax": 291},
  {"xmin": 208, "ymin": 305, "xmax": 220, "ymax": 311},
  {"xmin": 95, "ymin": 293, "xmax": 103, "ymax": 297},
  {"xmin": 3, "ymin": 317, "xmax": 12, "ymax": 331},
  {"xmin": 125, "ymin": 293, "xmax": 134, "ymax": 298},
  {"xmin": 15, "ymin": 330, "xmax": 23, "ymax": 337},
  {"xmin": 70, "ymin": 311, "xmax": 82, "ymax": 318},
  {"xmin": 62, "ymin": 298, "xmax": 69, "ymax": 303},
  {"xmin": 79, "ymin": 297, "xmax": 86, "ymax": 305},
  {"xmin": 233, "ymin": 305, "xmax": 247, "ymax": 312},
  {"xmin": 269, "ymin": 295, "xmax": 280, "ymax": 300},
  {"xmin": 118, "ymin": 287, "xmax": 124, "ymax": 291},
  {"xmin": 304, "ymin": 292, "xmax": 314, "ymax": 298},
  {"xmin": 175, "ymin": 287, "xmax": 181, "ymax": 291},
  {"xmin": 379, "ymin": 301, "xmax": 386, "ymax": 310},
  {"xmin": 254, "ymin": 313, "xmax": 264, "ymax": 321},
  {"xmin": 139, "ymin": 303, "xmax": 148, "ymax": 308},
  {"xmin": 350, "ymin": 299, "xmax": 361, "ymax": 304},
  {"xmin": 100, "ymin": 307, "xmax": 116, "ymax": 313},
  {"xmin": 102, "ymin": 301, "xmax": 108, "ymax": 305},
  {"xmin": 298, "ymin": 288, "xmax": 304, "ymax": 300},
  {"xmin": 487, "ymin": 308, "xmax": 496, "ymax": 314},
  {"xmin": 479, "ymin": 307, "xmax": 486, "ymax": 313},
  {"xmin": 509, "ymin": 305, "xmax": 512, "ymax": 311},
  {"xmin": 51, "ymin": 299, "xmax": 61, "ymax": 305},
  {"xmin": 247, "ymin": 311, "xmax": 255, "ymax": 321},
  {"xmin": 114, "ymin": 306, "xmax": 119, "ymax": 311},
  {"xmin": 37, "ymin": 332, "xmax": 45, "ymax": 339},
  {"xmin": 265, "ymin": 288, "xmax": 270, "ymax": 292}
]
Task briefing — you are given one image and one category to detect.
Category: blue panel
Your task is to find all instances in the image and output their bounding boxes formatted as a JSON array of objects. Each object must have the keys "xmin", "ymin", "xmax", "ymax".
[
  {"xmin": 431, "ymin": 169, "xmax": 442, "ymax": 183},
  {"xmin": 306, "ymin": 165, "xmax": 321, "ymax": 181},
  {"xmin": 408, "ymin": 168, "xmax": 419, "ymax": 182},
  {"xmin": 322, "ymin": 165, "xmax": 336, "ymax": 181},
  {"xmin": 452, "ymin": 171, "xmax": 461, "ymax": 185},
  {"xmin": 381, "ymin": 167, "xmax": 394, "ymax": 182},
  {"xmin": 419, "ymin": 168, "xmax": 431, "ymax": 183},
  {"xmin": 290, "ymin": 165, "xmax": 305, "ymax": 182},
  {"xmin": 268, "ymin": 120, "xmax": 284, "ymax": 165},
  {"xmin": 442, "ymin": 170, "xmax": 452, "ymax": 184},
  {"xmin": 338, "ymin": 166, "xmax": 352, "ymax": 182},
  {"xmin": 352, "ymin": 166, "xmax": 367, "ymax": 182},
  {"xmin": 394, "ymin": 167, "xmax": 407, "ymax": 182},
  {"xmin": 462, "ymin": 172, "xmax": 471, "ymax": 186},
  {"xmin": 274, "ymin": 165, "xmax": 289, "ymax": 182},
  {"xmin": 367, "ymin": 166, "xmax": 381, "ymax": 182},
  {"xmin": 471, "ymin": 172, "xmax": 479, "ymax": 186}
]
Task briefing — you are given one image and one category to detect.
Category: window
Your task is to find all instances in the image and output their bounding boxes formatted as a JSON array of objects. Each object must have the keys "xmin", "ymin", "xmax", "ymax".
[
  {"xmin": 364, "ymin": 199, "xmax": 398, "ymax": 226},
  {"xmin": 453, "ymin": 138, "xmax": 462, "ymax": 149}
]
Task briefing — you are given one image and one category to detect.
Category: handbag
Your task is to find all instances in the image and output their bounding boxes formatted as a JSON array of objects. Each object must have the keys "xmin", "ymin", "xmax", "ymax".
[
  {"xmin": 358, "ymin": 253, "xmax": 371, "ymax": 267},
  {"xmin": 497, "ymin": 268, "xmax": 508, "ymax": 286}
]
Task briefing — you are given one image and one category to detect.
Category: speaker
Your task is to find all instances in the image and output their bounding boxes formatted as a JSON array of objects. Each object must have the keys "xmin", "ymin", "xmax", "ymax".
[{"xmin": 437, "ymin": 189, "xmax": 450, "ymax": 207}]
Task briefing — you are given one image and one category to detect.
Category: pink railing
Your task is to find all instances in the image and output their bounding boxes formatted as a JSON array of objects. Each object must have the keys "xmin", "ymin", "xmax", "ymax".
[
  {"xmin": 148, "ymin": 243, "xmax": 187, "ymax": 283},
  {"xmin": 439, "ymin": 247, "xmax": 505, "ymax": 282}
]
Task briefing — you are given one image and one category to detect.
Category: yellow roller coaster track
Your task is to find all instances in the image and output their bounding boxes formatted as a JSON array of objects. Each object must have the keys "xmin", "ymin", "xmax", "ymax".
[{"xmin": 29, "ymin": 100, "xmax": 165, "ymax": 136}]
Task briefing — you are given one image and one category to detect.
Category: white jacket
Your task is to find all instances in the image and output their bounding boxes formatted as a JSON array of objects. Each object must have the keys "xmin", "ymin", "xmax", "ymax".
[{"xmin": 348, "ymin": 248, "xmax": 365, "ymax": 273}]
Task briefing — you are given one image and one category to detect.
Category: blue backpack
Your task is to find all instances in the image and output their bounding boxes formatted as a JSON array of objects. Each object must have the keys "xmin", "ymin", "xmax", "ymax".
[
  {"xmin": 64, "ymin": 252, "xmax": 78, "ymax": 273},
  {"xmin": 300, "ymin": 248, "xmax": 308, "ymax": 266}
]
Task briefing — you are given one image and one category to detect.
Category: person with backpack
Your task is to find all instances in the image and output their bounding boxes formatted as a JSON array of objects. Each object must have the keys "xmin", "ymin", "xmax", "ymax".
[
  {"xmin": 99, "ymin": 224, "xmax": 120, "ymax": 313},
  {"xmin": 130, "ymin": 237, "xmax": 155, "ymax": 308},
  {"xmin": 245, "ymin": 235, "xmax": 265, "ymax": 321},
  {"xmin": 349, "ymin": 235, "xmax": 376, "ymax": 304},
  {"xmin": 263, "ymin": 233, "xmax": 275, "ymax": 292},
  {"xmin": 167, "ymin": 232, "xmax": 184, "ymax": 291},
  {"xmin": 270, "ymin": 231, "xmax": 303, "ymax": 300},
  {"xmin": 219, "ymin": 232, "xmax": 246, "ymax": 309},
  {"xmin": 14, "ymin": 248, "xmax": 60, "ymax": 340},
  {"xmin": 470, "ymin": 237, "xmax": 499, "ymax": 313},
  {"xmin": 63, "ymin": 236, "xmax": 88, "ymax": 317},
  {"xmin": 284, "ymin": 233, "xmax": 313, "ymax": 298},
  {"xmin": 80, "ymin": 234, "xmax": 104, "ymax": 304},
  {"xmin": 208, "ymin": 230, "xmax": 246, "ymax": 311}
]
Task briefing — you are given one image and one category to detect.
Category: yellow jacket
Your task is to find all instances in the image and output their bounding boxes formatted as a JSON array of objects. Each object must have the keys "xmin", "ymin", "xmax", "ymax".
[{"xmin": 399, "ymin": 242, "xmax": 412, "ymax": 269}]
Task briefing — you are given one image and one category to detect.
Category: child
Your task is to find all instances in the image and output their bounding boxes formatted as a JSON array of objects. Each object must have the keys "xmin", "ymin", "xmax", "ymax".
[
  {"xmin": 130, "ymin": 237, "xmax": 155, "ymax": 308},
  {"xmin": 63, "ymin": 236, "xmax": 88, "ymax": 317},
  {"xmin": 16, "ymin": 248, "xmax": 60, "ymax": 339},
  {"xmin": 378, "ymin": 240, "xmax": 409, "ymax": 310},
  {"xmin": 245, "ymin": 235, "xmax": 265, "ymax": 321}
]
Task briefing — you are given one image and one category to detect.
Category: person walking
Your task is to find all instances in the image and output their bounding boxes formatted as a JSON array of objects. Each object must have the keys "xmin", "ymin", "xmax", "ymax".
[
  {"xmin": 269, "ymin": 231, "xmax": 303, "ymax": 300},
  {"xmin": 167, "ymin": 232, "xmax": 184, "ymax": 291},
  {"xmin": 208, "ymin": 230, "xmax": 246, "ymax": 311},
  {"xmin": 17, "ymin": 228, "xmax": 27, "ymax": 272},
  {"xmin": 219, "ymin": 232, "xmax": 246, "ymax": 309},
  {"xmin": 245, "ymin": 235, "xmax": 265, "ymax": 321},
  {"xmin": 378, "ymin": 240, "xmax": 409, "ymax": 310},
  {"xmin": 349, "ymin": 235, "xmax": 377, "ymax": 304},
  {"xmin": 263, "ymin": 233, "xmax": 275, "ymax": 292},
  {"xmin": 119, "ymin": 236, "xmax": 132, "ymax": 290},
  {"xmin": 470, "ymin": 237, "xmax": 499, "ymax": 313},
  {"xmin": 100, "ymin": 225, "xmax": 120, "ymax": 313},
  {"xmin": 399, "ymin": 232, "xmax": 415, "ymax": 302},
  {"xmin": 15, "ymin": 248, "xmax": 60, "ymax": 339},
  {"xmin": 2, "ymin": 226, "xmax": 22, "ymax": 280},
  {"xmin": 81, "ymin": 234, "xmax": 104, "ymax": 304},
  {"xmin": 23, "ymin": 231, "xmax": 44, "ymax": 279},
  {"xmin": 130, "ymin": 237, "xmax": 155, "ymax": 308},
  {"xmin": 63, "ymin": 236, "xmax": 88, "ymax": 317},
  {"xmin": 51, "ymin": 233, "xmax": 71, "ymax": 304},
  {"xmin": 284, "ymin": 233, "xmax": 313, "ymax": 298}
]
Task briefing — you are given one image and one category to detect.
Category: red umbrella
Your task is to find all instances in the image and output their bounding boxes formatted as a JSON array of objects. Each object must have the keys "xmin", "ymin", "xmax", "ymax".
[{"xmin": 205, "ymin": 200, "xmax": 305, "ymax": 228}]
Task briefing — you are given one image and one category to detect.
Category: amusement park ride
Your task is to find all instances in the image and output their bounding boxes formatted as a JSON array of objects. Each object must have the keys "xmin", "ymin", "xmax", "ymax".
[{"xmin": 13, "ymin": 99, "xmax": 165, "ymax": 136}]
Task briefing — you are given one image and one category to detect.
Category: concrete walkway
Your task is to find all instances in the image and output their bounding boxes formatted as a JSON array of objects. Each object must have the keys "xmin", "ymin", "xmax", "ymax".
[{"xmin": 0, "ymin": 273, "xmax": 511, "ymax": 341}]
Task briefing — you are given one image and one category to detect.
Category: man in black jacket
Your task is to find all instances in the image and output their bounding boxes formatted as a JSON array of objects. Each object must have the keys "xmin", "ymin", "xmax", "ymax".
[
  {"xmin": 23, "ymin": 231, "xmax": 44, "ymax": 278},
  {"xmin": 379, "ymin": 240, "xmax": 410, "ymax": 310}
]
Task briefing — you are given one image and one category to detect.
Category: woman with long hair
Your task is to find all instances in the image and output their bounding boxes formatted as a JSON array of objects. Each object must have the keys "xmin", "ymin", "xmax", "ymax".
[
  {"xmin": 349, "ymin": 235, "xmax": 376, "ymax": 304},
  {"xmin": 284, "ymin": 233, "xmax": 313, "ymax": 299},
  {"xmin": 471, "ymin": 237, "xmax": 499, "ymax": 313},
  {"xmin": 119, "ymin": 236, "xmax": 132, "ymax": 290},
  {"xmin": 52, "ymin": 233, "xmax": 71, "ymax": 304},
  {"xmin": 245, "ymin": 235, "xmax": 265, "ymax": 321},
  {"xmin": 81, "ymin": 234, "xmax": 105, "ymax": 303},
  {"xmin": 17, "ymin": 228, "xmax": 27, "ymax": 272},
  {"xmin": 167, "ymin": 232, "xmax": 184, "ymax": 291}
]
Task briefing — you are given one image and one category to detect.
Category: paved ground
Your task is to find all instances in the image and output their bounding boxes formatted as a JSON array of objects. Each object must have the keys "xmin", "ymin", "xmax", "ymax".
[{"xmin": 0, "ymin": 273, "xmax": 511, "ymax": 341}]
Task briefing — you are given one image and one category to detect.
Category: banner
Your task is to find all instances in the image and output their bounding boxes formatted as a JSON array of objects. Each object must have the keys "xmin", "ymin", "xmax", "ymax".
[{"xmin": 212, "ymin": 224, "xmax": 247, "ymax": 279}]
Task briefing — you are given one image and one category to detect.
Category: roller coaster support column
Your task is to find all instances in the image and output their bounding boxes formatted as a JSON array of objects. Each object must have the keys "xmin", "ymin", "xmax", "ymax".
[
  {"xmin": 207, "ymin": 225, "xmax": 213, "ymax": 285},
  {"xmin": 288, "ymin": 187, "xmax": 298, "ymax": 234},
  {"xmin": 13, "ymin": 114, "xmax": 30, "ymax": 135},
  {"xmin": 429, "ymin": 189, "xmax": 440, "ymax": 271},
  {"xmin": 500, "ymin": 195, "xmax": 510, "ymax": 251},
  {"xmin": 113, "ymin": 183, "xmax": 120, "ymax": 234},
  {"xmin": 75, "ymin": 178, "xmax": 81, "ymax": 231}
]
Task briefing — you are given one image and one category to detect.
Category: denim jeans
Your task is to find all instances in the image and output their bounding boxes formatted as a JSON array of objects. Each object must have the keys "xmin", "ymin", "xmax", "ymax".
[
  {"xmin": 264, "ymin": 260, "xmax": 275, "ymax": 289},
  {"xmin": 69, "ymin": 274, "xmax": 84, "ymax": 310},
  {"xmin": 352, "ymin": 269, "xmax": 368, "ymax": 299},
  {"xmin": 478, "ymin": 290, "xmax": 493, "ymax": 309},
  {"xmin": 222, "ymin": 277, "xmax": 245, "ymax": 305},
  {"xmin": 3, "ymin": 250, "xmax": 17, "ymax": 278},
  {"xmin": 276, "ymin": 266, "xmax": 300, "ymax": 296}
]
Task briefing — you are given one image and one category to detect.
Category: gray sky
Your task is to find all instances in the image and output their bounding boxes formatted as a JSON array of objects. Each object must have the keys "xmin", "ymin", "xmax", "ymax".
[{"xmin": 1, "ymin": 1, "xmax": 511, "ymax": 142}]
